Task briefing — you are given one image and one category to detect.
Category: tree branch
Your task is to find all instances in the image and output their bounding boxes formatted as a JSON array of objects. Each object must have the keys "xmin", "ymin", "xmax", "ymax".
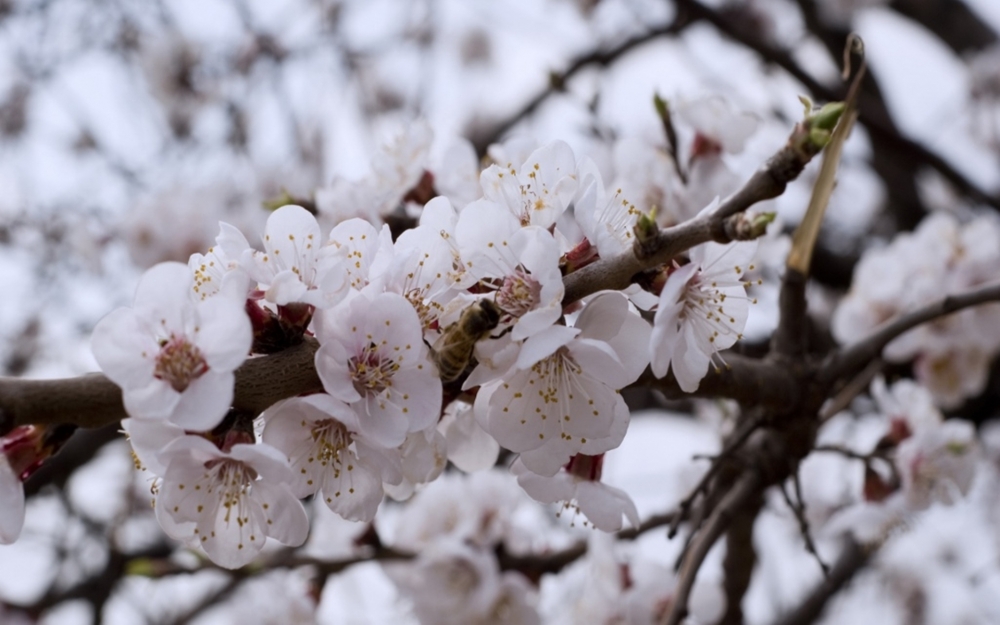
[
  {"xmin": 637, "ymin": 353, "xmax": 801, "ymax": 410},
  {"xmin": 471, "ymin": 18, "xmax": 689, "ymax": 155},
  {"xmin": 675, "ymin": 0, "xmax": 1000, "ymax": 213},
  {"xmin": 822, "ymin": 281, "xmax": 1000, "ymax": 384},
  {"xmin": 563, "ymin": 120, "xmax": 825, "ymax": 305},
  {"xmin": 719, "ymin": 488, "xmax": 764, "ymax": 625},
  {"xmin": 771, "ymin": 539, "xmax": 873, "ymax": 625},
  {"xmin": 663, "ymin": 472, "xmax": 762, "ymax": 625},
  {"xmin": 0, "ymin": 338, "xmax": 323, "ymax": 435}
]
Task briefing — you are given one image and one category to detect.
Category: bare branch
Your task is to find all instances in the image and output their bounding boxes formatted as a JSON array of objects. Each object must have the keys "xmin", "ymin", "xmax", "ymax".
[
  {"xmin": 471, "ymin": 18, "xmax": 689, "ymax": 155},
  {"xmin": 780, "ymin": 474, "xmax": 828, "ymax": 576},
  {"xmin": 771, "ymin": 539, "xmax": 874, "ymax": 625},
  {"xmin": 822, "ymin": 281, "xmax": 1000, "ymax": 384},
  {"xmin": 674, "ymin": 0, "xmax": 1000, "ymax": 213},
  {"xmin": 663, "ymin": 472, "xmax": 762, "ymax": 625}
]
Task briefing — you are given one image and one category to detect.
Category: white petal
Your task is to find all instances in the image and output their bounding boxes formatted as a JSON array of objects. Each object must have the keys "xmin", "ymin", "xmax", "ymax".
[
  {"xmin": 195, "ymin": 297, "xmax": 251, "ymax": 371},
  {"xmin": 91, "ymin": 308, "xmax": 158, "ymax": 389},
  {"xmin": 252, "ymin": 478, "xmax": 310, "ymax": 546},
  {"xmin": 169, "ymin": 370, "xmax": 233, "ymax": 431},
  {"xmin": 133, "ymin": 262, "xmax": 195, "ymax": 334},
  {"xmin": 577, "ymin": 481, "xmax": 639, "ymax": 531},
  {"xmin": 318, "ymin": 458, "xmax": 384, "ymax": 523}
]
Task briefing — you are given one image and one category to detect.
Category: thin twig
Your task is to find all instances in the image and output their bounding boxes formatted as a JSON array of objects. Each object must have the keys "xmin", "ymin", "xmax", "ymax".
[
  {"xmin": 818, "ymin": 357, "xmax": 882, "ymax": 423},
  {"xmin": 668, "ymin": 416, "xmax": 761, "ymax": 538},
  {"xmin": 672, "ymin": 0, "xmax": 1000, "ymax": 212},
  {"xmin": 563, "ymin": 115, "xmax": 830, "ymax": 305},
  {"xmin": 780, "ymin": 472, "xmax": 829, "ymax": 576},
  {"xmin": 771, "ymin": 539, "xmax": 874, "ymax": 625},
  {"xmin": 472, "ymin": 19, "xmax": 688, "ymax": 154}
]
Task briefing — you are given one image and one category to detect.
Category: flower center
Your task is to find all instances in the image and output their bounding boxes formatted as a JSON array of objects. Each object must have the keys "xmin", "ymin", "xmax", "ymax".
[
  {"xmin": 154, "ymin": 335, "xmax": 209, "ymax": 392},
  {"xmin": 311, "ymin": 419, "xmax": 351, "ymax": 475},
  {"xmin": 205, "ymin": 458, "xmax": 257, "ymax": 525},
  {"xmin": 495, "ymin": 269, "xmax": 541, "ymax": 318},
  {"xmin": 348, "ymin": 344, "xmax": 399, "ymax": 395}
]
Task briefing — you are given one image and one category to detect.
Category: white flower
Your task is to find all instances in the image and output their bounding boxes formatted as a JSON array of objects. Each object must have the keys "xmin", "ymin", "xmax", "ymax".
[
  {"xmin": 896, "ymin": 420, "xmax": 979, "ymax": 511},
  {"xmin": 328, "ymin": 218, "xmax": 395, "ymax": 292},
  {"xmin": 189, "ymin": 222, "xmax": 252, "ymax": 301},
  {"xmin": 650, "ymin": 240, "xmax": 756, "ymax": 392},
  {"xmin": 434, "ymin": 138, "xmax": 482, "ymax": 209},
  {"xmin": 155, "ymin": 435, "xmax": 309, "ymax": 569},
  {"xmin": 393, "ymin": 470, "xmax": 529, "ymax": 551},
  {"xmin": 92, "ymin": 262, "xmax": 252, "ymax": 431},
  {"xmin": 474, "ymin": 293, "xmax": 650, "ymax": 467},
  {"xmin": 261, "ymin": 395, "xmax": 391, "ymax": 523},
  {"xmin": 370, "ymin": 119, "xmax": 433, "ymax": 201},
  {"xmin": 315, "ymin": 120, "xmax": 434, "ymax": 225},
  {"xmin": 384, "ymin": 426, "xmax": 447, "ymax": 501},
  {"xmin": 314, "ymin": 291, "xmax": 442, "ymax": 448},
  {"xmin": 870, "ymin": 376, "xmax": 942, "ymax": 441},
  {"xmin": 512, "ymin": 455, "xmax": 639, "ymax": 532},
  {"xmin": 480, "ymin": 140, "xmax": 578, "ymax": 228},
  {"xmin": 456, "ymin": 202, "xmax": 564, "ymax": 341},
  {"xmin": 675, "ymin": 95, "xmax": 759, "ymax": 155},
  {"xmin": 440, "ymin": 400, "xmax": 500, "ymax": 473},
  {"xmin": 388, "ymin": 540, "xmax": 539, "ymax": 625},
  {"xmin": 573, "ymin": 159, "xmax": 641, "ymax": 258},
  {"xmin": 387, "ymin": 197, "xmax": 468, "ymax": 335},
  {"xmin": 243, "ymin": 205, "xmax": 346, "ymax": 308}
]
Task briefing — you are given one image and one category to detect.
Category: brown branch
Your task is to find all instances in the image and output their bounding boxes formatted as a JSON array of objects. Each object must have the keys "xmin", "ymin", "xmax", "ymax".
[
  {"xmin": 771, "ymin": 539, "xmax": 874, "ymax": 625},
  {"xmin": 668, "ymin": 415, "xmax": 761, "ymax": 539},
  {"xmin": 564, "ymin": 120, "xmax": 825, "ymax": 305},
  {"xmin": 663, "ymin": 472, "xmax": 762, "ymax": 625},
  {"xmin": 719, "ymin": 488, "xmax": 764, "ymax": 625},
  {"xmin": 890, "ymin": 0, "xmax": 997, "ymax": 55},
  {"xmin": 771, "ymin": 268, "xmax": 809, "ymax": 357},
  {"xmin": 780, "ymin": 474, "xmax": 828, "ymax": 576},
  {"xmin": 638, "ymin": 353, "xmax": 801, "ymax": 411},
  {"xmin": 675, "ymin": 0, "xmax": 1000, "ymax": 214},
  {"xmin": 822, "ymin": 281, "xmax": 1000, "ymax": 384},
  {"xmin": 471, "ymin": 18, "xmax": 689, "ymax": 155},
  {"xmin": 0, "ymin": 338, "xmax": 323, "ymax": 435}
]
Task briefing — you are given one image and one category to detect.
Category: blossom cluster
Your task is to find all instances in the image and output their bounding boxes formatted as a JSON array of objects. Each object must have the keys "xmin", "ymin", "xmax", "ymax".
[
  {"xmin": 822, "ymin": 376, "xmax": 980, "ymax": 544},
  {"xmin": 833, "ymin": 212, "xmax": 1000, "ymax": 408},
  {"xmin": 68, "ymin": 128, "xmax": 762, "ymax": 570}
]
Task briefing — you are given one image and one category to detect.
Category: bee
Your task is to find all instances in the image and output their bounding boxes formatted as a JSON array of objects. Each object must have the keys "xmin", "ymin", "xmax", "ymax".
[{"xmin": 432, "ymin": 298, "xmax": 502, "ymax": 383}]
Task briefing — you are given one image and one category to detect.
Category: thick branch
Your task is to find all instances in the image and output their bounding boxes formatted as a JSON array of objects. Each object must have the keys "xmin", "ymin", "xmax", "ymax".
[
  {"xmin": 0, "ymin": 339, "xmax": 323, "ymax": 434},
  {"xmin": 719, "ymin": 490, "xmax": 764, "ymax": 625},
  {"xmin": 823, "ymin": 281, "xmax": 1000, "ymax": 384},
  {"xmin": 637, "ymin": 353, "xmax": 801, "ymax": 410}
]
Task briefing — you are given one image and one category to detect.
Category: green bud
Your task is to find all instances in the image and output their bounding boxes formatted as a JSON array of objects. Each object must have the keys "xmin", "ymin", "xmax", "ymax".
[
  {"xmin": 263, "ymin": 189, "xmax": 296, "ymax": 212},
  {"xmin": 125, "ymin": 558, "xmax": 157, "ymax": 577},
  {"xmin": 633, "ymin": 206, "xmax": 660, "ymax": 257},
  {"xmin": 798, "ymin": 94, "xmax": 814, "ymax": 116},
  {"xmin": 807, "ymin": 101, "xmax": 845, "ymax": 132},
  {"xmin": 749, "ymin": 212, "xmax": 776, "ymax": 238},
  {"xmin": 654, "ymin": 93, "xmax": 669, "ymax": 119}
]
